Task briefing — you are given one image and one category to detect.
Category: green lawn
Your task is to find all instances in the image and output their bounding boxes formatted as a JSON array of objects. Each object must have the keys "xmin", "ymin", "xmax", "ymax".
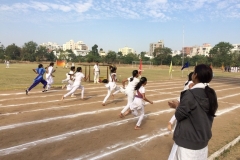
[{"xmin": 0, "ymin": 63, "xmax": 239, "ymax": 91}]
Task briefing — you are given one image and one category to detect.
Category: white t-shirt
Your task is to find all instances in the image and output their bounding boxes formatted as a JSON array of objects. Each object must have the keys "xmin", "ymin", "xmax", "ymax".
[
  {"xmin": 183, "ymin": 80, "xmax": 193, "ymax": 91},
  {"xmin": 73, "ymin": 72, "xmax": 85, "ymax": 86},
  {"xmin": 94, "ymin": 64, "xmax": 100, "ymax": 72},
  {"xmin": 46, "ymin": 66, "xmax": 53, "ymax": 78},
  {"xmin": 126, "ymin": 77, "xmax": 139, "ymax": 92},
  {"xmin": 67, "ymin": 70, "xmax": 74, "ymax": 80},
  {"xmin": 136, "ymin": 86, "xmax": 145, "ymax": 95},
  {"xmin": 109, "ymin": 73, "xmax": 116, "ymax": 82}
]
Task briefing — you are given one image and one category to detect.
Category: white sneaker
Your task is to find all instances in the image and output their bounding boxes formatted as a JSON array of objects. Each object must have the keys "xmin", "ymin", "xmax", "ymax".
[{"xmin": 71, "ymin": 94, "xmax": 76, "ymax": 97}]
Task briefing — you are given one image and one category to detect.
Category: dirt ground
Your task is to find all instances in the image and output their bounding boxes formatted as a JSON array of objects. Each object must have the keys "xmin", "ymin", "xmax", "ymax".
[{"xmin": 0, "ymin": 77, "xmax": 240, "ymax": 160}]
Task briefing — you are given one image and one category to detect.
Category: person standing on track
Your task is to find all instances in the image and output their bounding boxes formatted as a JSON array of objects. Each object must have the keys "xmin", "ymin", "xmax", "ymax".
[
  {"xmin": 129, "ymin": 77, "xmax": 153, "ymax": 130},
  {"xmin": 168, "ymin": 64, "xmax": 218, "ymax": 160},
  {"xmin": 93, "ymin": 61, "xmax": 100, "ymax": 84},
  {"xmin": 25, "ymin": 64, "xmax": 47, "ymax": 95},
  {"xmin": 119, "ymin": 70, "xmax": 139, "ymax": 118}
]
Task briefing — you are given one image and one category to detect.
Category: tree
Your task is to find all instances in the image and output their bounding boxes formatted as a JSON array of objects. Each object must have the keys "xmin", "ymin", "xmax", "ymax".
[
  {"xmin": 21, "ymin": 41, "xmax": 38, "ymax": 61},
  {"xmin": 123, "ymin": 53, "xmax": 139, "ymax": 64},
  {"xmin": 209, "ymin": 42, "xmax": 233, "ymax": 67},
  {"xmin": 172, "ymin": 55, "xmax": 182, "ymax": 65},
  {"xmin": 35, "ymin": 46, "xmax": 48, "ymax": 61},
  {"xmin": 91, "ymin": 44, "xmax": 99, "ymax": 56},
  {"xmin": 153, "ymin": 47, "xmax": 172, "ymax": 65},
  {"xmin": 4, "ymin": 43, "xmax": 21, "ymax": 60},
  {"xmin": 0, "ymin": 44, "xmax": 6, "ymax": 60},
  {"xmin": 105, "ymin": 51, "xmax": 117, "ymax": 63}
]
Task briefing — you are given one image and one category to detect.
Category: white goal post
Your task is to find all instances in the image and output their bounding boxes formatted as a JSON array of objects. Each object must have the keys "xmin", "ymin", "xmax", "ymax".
[{"xmin": 132, "ymin": 61, "xmax": 153, "ymax": 68}]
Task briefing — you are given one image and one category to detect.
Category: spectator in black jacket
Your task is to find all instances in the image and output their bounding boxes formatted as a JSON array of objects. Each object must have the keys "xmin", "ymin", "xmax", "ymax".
[{"xmin": 168, "ymin": 64, "xmax": 218, "ymax": 160}]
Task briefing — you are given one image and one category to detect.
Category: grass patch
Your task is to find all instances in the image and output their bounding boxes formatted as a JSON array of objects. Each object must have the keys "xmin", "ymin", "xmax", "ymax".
[{"xmin": 0, "ymin": 63, "xmax": 239, "ymax": 91}]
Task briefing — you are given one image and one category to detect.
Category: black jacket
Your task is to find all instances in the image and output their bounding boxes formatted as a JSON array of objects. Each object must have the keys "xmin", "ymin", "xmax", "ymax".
[{"xmin": 173, "ymin": 88, "xmax": 214, "ymax": 150}]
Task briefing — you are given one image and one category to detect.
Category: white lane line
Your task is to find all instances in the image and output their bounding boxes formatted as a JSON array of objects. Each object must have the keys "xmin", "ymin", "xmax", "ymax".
[
  {"xmin": 208, "ymin": 135, "xmax": 240, "ymax": 160},
  {"xmin": 0, "ymin": 97, "xmax": 177, "ymax": 131},
  {"xmin": 1, "ymin": 96, "xmax": 240, "ymax": 156},
  {"xmin": 0, "ymin": 79, "xmax": 233, "ymax": 96},
  {"xmin": 0, "ymin": 81, "xmax": 182, "ymax": 96},
  {"xmin": 0, "ymin": 82, "xmax": 238, "ymax": 108},
  {"xmin": 71, "ymin": 105, "xmax": 240, "ymax": 160},
  {"xmin": 0, "ymin": 109, "xmax": 174, "ymax": 156},
  {"xmin": 0, "ymin": 82, "xmax": 182, "ymax": 102}
]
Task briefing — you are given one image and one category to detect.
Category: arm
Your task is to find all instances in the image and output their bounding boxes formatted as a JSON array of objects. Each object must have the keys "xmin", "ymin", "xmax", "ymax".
[
  {"xmin": 122, "ymin": 79, "xmax": 128, "ymax": 89},
  {"xmin": 142, "ymin": 93, "xmax": 153, "ymax": 104},
  {"xmin": 174, "ymin": 91, "xmax": 195, "ymax": 122},
  {"xmin": 32, "ymin": 69, "xmax": 37, "ymax": 74}
]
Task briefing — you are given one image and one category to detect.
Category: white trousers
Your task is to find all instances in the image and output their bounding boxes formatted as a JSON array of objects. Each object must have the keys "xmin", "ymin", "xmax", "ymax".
[
  {"xmin": 168, "ymin": 143, "xmax": 208, "ymax": 160},
  {"xmin": 64, "ymin": 85, "xmax": 84, "ymax": 99},
  {"xmin": 121, "ymin": 90, "xmax": 134, "ymax": 114},
  {"xmin": 94, "ymin": 72, "xmax": 99, "ymax": 83},
  {"xmin": 131, "ymin": 106, "xmax": 145, "ymax": 127},
  {"xmin": 46, "ymin": 76, "xmax": 53, "ymax": 90},
  {"xmin": 103, "ymin": 82, "xmax": 117, "ymax": 103}
]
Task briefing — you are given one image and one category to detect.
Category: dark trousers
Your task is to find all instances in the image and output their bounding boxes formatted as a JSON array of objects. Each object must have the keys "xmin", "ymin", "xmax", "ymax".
[{"xmin": 28, "ymin": 78, "xmax": 47, "ymax": 91}]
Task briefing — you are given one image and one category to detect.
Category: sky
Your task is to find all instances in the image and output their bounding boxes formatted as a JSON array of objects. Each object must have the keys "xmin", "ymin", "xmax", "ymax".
[{"xmin": 0, "ymin": 0, "xmax": 240, "ymax": 53}]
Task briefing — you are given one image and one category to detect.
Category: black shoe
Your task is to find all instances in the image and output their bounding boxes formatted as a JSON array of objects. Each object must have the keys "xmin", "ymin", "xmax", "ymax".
[{"xmin": 25, "ymin": 90, "xmax": 28, "ymax": 95}]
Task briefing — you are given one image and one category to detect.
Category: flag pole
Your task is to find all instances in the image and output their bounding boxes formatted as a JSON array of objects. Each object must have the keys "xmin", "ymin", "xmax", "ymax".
[{"xmin": 182, "ymin": 25, "xmax": 184, "ymax": 78}]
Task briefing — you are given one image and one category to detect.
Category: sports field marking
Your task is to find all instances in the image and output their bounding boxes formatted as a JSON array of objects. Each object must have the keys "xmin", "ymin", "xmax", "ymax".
[
  {"xmin": 1, "ymin": 93, "xmax": 240, "ymax": 157},
  {"xmin": 0, "ymin": 97, "xmax": 177, "ymax": 131},
  {"xmin": 68, "ymin": 105, "xmax": 240, "ymax": 160}
]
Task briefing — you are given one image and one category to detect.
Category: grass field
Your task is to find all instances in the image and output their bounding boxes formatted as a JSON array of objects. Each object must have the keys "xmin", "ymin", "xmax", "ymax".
[{"xmin": 0, "ymin": 63, "xmax": 239, "ymax": 91}]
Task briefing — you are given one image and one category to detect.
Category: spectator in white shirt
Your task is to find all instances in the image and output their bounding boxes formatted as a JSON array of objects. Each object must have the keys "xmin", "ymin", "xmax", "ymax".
[{"xmin": 93, "ymin": 61, "xmax": 100, "ymax": 83}]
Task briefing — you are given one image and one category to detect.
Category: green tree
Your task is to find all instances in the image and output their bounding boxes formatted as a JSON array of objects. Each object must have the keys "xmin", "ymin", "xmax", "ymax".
[
  {"xmin": 172, "ymin": 55, "xmax": 182, "ymax": 65},
  {"xmin": 45, "ymin": 51, "xmax": 56, "ymax": 61},
  {"xmin": 0, "ymin": 44, "xmax": 5, "ymax": 60},
  {"xmin": 209, "ymin": 42, "xmax": 233, "ymax": 67},
  {"xmin": 21, "ymin": 41, "xmax": 38, "ymax": 61},
  {"xmin": 105, "ymin": 51, "xmax": 117, "ymax": 63},
  {"xmin": 4, "ymin": 43, "xmax": 21, "ymax": 60},
  {"xmin": 35, "ymin": 46, "xmax": 48, "ymax": 61},
  {"xmin": 123, "ymin": 53, "xmax": 139, "ymax": 64},
  {"xmin": 153, "ymin": 47, "xmax": 172, "ymax": 65}
]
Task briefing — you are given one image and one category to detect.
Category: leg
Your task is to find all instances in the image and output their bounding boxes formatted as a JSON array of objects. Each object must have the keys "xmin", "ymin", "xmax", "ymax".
[
  {"xmin": 135, "ymin": 106, "xmax": 145, "ymax": 130},
  {"xmin": 102, "ymin": 88, "xmax": 112, "ymax": 105},
  {"xmin": 27, "ymin": 79, "xmax": 41, "ymax": 92},
  {"xmin": 94, "ymin": 73, "xmax": 97, "ymax": 83},
  {"xmin": 40, "ymin": 79, "xmax": 47, "ymax": 91},
  {"xmin": 79, "ymin": 85, "xmax": 84, "ymax": 99},
  {"xmin": 62, "ymin": 85, "xmax": 79, "ymax": 100},
  {"xmin": 96, "ymin": 72, "xmax": 99, "ymax": 83}
]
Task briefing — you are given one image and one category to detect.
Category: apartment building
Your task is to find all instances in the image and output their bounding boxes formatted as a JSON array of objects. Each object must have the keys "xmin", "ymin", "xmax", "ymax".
[
  {"xmin": 118, "ymin": 46, "xmax": 134, "ymax": 56},
  {"xmin": 39, "ymin": 42, "xmax": 62, "ymax": 51},
  {"xmin": 231, "ymin": 44, "xmax": 240, "ymax": 53},
  {"xmin": 63, "ymin": 40, "xmax": 89, "ymax": 56},
  {"xmin": 149, "ymin": 40, "xmax": 164, "ymax": 56},
  {"xmin": 191, "ymin": 43, "xmax": 212, "ymax": 57}
]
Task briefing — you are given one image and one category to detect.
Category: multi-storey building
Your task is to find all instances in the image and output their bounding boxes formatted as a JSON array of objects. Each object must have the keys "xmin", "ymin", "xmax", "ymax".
[
  {"xmin": 149, "ymin": 40, "xmax": 164, "ymax": 56},
  {"xmin": 39, "ymin": 42, "xmax": 62, "ymax": 51},
  {"xmin": 63, "ymin": 40, "xmax": 89, "ymax": 56},
  {"xmin": 231, "ymin": 44, "xmax": 240, "ymax": 53},
  {"xmin": 118, "ymin": 46, "xmax": 134, "ymax": 56},
  {"xmin": 190, "ymin": 43, "xmax": 212, "ymax": 57}
]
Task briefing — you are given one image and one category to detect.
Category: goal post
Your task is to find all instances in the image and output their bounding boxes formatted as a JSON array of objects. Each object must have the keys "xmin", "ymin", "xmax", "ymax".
[{"xmin": 132, "ymin": 61, "xmax": 153, "ymax": 68}]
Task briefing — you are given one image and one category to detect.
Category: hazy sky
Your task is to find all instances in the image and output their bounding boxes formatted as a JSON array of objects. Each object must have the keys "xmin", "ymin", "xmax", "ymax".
[{"xmin": 0, "ymin": 0, "xmax": 239, "ymax": 53}]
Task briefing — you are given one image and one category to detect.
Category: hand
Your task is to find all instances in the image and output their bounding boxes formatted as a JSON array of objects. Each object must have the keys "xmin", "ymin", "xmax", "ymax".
[
  {"xmin": 168, "ymin": 100, "xmax": 179, "ymax": 109},
  {"xmin": 150, "ymin": 101, "xmax": 153, "ymax": 104}
]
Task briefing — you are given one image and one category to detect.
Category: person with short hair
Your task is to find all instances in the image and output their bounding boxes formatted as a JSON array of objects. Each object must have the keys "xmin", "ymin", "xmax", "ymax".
[
  {"xmin": 25, "ymin": 64, "xmax": 47, "ymax": 95},
  {"xmin": 93, "ymin": 61, "xmax": 100, "ymax": 83},
  {"xmin": 168, "ymin": 64, "xmax": 218, "ymax": 160}
]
